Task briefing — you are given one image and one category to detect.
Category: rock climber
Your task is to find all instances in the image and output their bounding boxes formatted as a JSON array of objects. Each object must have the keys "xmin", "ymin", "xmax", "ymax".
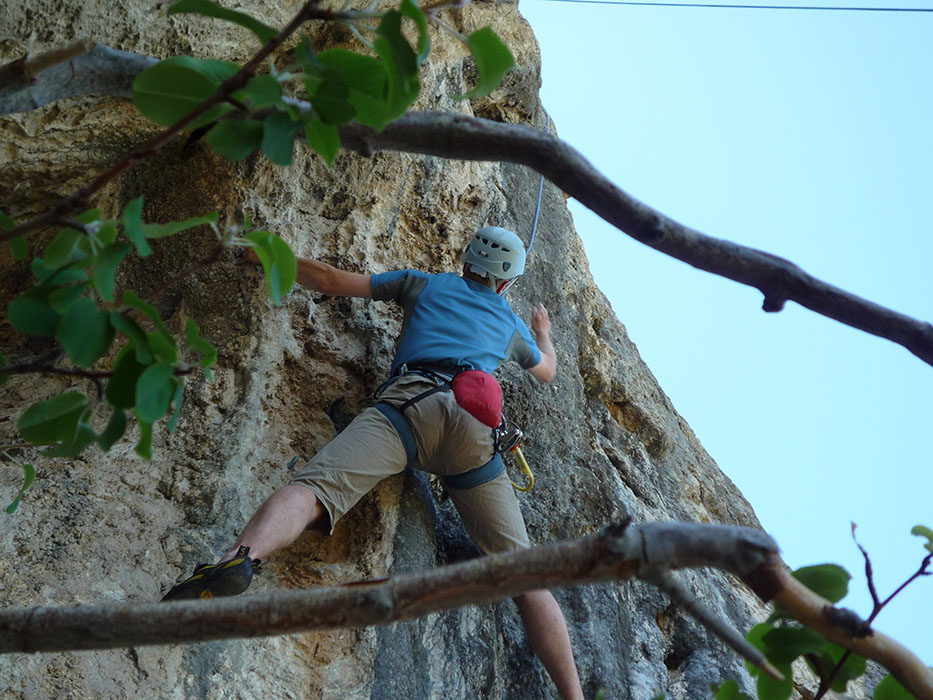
[{"xmin": 162, "ymin": 225, "xmax": 584, "ymax": 700}]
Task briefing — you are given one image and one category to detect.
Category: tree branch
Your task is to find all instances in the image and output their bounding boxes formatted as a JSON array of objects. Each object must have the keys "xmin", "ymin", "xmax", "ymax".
[
  {"xmin": 1, "ymin": 522, "xmax": 930, "ymax": 699},
  {"xmin": 2, "ymin": 47, "xmax": 932, "ymax": 366},
  {"xmin": 0, "ymin": 44, "xmax": 157, "ymax": 115},
  {"xmin": 769, "ymin": 566, "xmax": 933, "ymax": 700},
  {"xmin": 338, "ymin": 114, "xmax": 933, "ymax": 367}
]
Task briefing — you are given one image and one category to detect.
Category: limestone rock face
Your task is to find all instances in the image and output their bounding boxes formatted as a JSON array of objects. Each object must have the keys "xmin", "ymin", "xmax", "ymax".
[{"xmin": 2, "ymin": 1, "xmax": 776, "ymax": 698}]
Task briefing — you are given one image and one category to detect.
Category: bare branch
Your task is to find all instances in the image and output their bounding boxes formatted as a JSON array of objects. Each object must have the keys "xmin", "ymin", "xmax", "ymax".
[
  {"xmin": 2, "ymin": 521, "xmax": 929, "ymax": 698},
  {"xmin": 338, "ymin": 114, "xmax": 933, "ymax": 367},
  {"xmin": 0, "ymin": 44, "xmax": 156, "ymax": 116}
]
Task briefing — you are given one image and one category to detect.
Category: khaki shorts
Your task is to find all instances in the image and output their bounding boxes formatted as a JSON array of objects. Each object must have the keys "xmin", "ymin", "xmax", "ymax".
[{"xmin": 290, "ymin": 373, "xmax": 530, "ymax": 554}]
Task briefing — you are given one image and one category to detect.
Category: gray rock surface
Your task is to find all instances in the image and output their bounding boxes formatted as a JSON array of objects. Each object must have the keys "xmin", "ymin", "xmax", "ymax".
[{"xmin": 0, "ymin": 1, "xmax": 799, "ymax": 698}]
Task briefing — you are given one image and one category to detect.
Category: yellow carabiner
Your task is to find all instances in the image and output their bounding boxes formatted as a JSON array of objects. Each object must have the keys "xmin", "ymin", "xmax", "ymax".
[{"xmin": 509, "ymin": 445, "xmax": 534, "ymax": 492}]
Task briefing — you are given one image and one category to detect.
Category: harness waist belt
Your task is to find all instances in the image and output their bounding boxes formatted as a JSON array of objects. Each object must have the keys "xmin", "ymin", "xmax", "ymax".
[
  {"xmin": 374, "ymin": 402, "xmax": 503, "ymax": 490},
  {"xmin": 394, "ymin": 362, "xmax": 463, "ymax": 378}
]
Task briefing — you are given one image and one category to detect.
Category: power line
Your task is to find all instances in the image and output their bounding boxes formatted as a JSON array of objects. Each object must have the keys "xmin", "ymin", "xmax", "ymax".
[{"xmin": 535, "ymin": 0, "xmax": 933, "ymax": 11}]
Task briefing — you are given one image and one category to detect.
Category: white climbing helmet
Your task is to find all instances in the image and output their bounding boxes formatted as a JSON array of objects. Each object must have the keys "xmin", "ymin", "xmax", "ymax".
[{"xmin": 463, "ymin": 226, "xmax": 526, "ymax": 280}]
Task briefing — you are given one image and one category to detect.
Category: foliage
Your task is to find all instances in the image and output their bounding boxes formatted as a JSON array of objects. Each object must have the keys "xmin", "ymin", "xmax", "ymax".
[
  {"xmin": 2, "ymin": 0, "xmax": 514, "ymax": 513},
  {"xmin": 132, "ymin": 0, "xmax": 514, "ymax": 166},
  {"xmin": 1, "ymin": 200, "xmax": 293, "ymax": 498},
  {"xmin": 4, "ymin": 464, "xmax": 35, "ymax": 514},
  {"xmin": 735, "ymin": 527, "xmax": 933, "ymax": 700}
]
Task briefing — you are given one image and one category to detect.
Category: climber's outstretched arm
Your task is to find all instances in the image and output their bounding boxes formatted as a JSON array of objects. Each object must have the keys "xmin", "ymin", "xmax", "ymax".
[{"xmin": 246, "ymin": 249, "xmax": 372, "ymax": 298}]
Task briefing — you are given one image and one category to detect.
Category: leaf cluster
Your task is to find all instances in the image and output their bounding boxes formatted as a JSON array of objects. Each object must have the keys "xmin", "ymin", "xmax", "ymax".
[
  {"xmin": 2, "ymin": 202, "xmax": 295, "ymax": 512},
  {"xmin": 132, "ymin": 0, "xmax": 516, "ymax": 165},
  {"xmin": 730, "ymin": 560, "xmax": 924, "ymax": 700}
]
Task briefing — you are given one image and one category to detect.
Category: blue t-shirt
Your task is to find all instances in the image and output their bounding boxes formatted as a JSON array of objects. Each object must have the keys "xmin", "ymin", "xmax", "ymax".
[{"xmin": 370, "ymin": 271, "xmax": 541, "ymax": 375}]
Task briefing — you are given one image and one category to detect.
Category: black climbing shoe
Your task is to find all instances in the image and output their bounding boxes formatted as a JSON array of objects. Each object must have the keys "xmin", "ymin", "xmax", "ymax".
[{"xmin": 161, "ymin": 546, "xmax": 259, "ymax": 601}]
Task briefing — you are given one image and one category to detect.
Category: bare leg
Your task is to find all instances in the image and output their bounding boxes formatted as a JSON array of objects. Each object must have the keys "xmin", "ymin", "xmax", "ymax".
[
  {"xmin": 514, "ymin": 589, "xmax": 584, "ymax": 700},
  {"xmin": 220, "ymin": 484, "xmax": 325, "ymax": 562}
]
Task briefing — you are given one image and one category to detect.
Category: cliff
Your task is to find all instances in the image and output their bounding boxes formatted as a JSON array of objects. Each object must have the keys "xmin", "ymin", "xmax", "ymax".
[{"xmin": 1, "ymin": 1, "xmax": 777, "ymax": 698}]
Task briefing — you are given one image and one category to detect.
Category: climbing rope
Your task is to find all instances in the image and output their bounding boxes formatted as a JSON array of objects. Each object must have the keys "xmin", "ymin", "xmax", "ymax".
[{"xmin": 499, "ymin": 111, "xmax": 550, "ymax": 296}]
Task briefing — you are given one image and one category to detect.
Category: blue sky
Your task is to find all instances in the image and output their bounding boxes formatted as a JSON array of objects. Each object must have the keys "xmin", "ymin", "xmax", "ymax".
[{"xmin": 521, "ymin": 0, "xmax": 933, "ymax": 663}]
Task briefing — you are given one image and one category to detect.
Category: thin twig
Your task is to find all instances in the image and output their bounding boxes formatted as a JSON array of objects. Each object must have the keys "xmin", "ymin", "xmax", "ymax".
[
  {"xmin": 0, "ymin": 360, "xmax": 111, "ymax": 378},
  {"xmin": 874, "ymin": 554, "xmax": 932, "ymax": 620},
  {"xmin": 852, "ymin": 522, "xmax": 882, "ymax": 609},
  {"xmin": 0, "ymin": 360, "xmax": 196, "ymax": 379},
  {"xmin": 815, "ymin": 533, "xmax": 932, "ymax": 699}
]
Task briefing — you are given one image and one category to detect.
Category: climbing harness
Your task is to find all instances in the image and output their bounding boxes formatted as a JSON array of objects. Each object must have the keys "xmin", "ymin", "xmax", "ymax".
[{"xmin": 374, "ymin": 364, "xmax": 534, "ymax": 491}]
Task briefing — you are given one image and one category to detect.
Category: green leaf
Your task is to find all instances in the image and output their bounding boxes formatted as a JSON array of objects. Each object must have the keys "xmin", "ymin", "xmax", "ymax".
[
  {"xmin": 713, "ymin": 679, "xmax": 753, "ymax": 700},
  {"xmin": 457, "ymin": 27, "xmax": 516, "ymax": 100},
  {"xmin": 31, "ymin": 260, "xmax": 89, "ymax": 284},
  {"xmin": 745, "ymin": 622, "xmax": 773, "ymax": 676},
  {"xmin": 136, "ymin": 363, "xmax": 177, "ymax": 423},
  {"xmin": 135, "ymin": 414, "xmax": 154, "ymax": 460},
  {"xmin": 57, "ymin": 297, "xmax": 115, "ymax": 368},
  {"xmin": 147, "ymin": 331, "xmax": 178, "ymax": 365},
  {"xmin": 166, "ymin": 54, "xmax": 241, "ymax": 84},
  {"xmin": 206, "ymin": 119, "xmax": 264, "ymax": 161},
  {"xmin": 18, "ymin": 392, "xmax": 88, "ymax": 444},
  {"xmin": 317, "ymin": 49, "xmax": 387, "ymax": 97},
  {"xmin": 122, "ymin": 290, "xmax": 171, "ymax": 337},
  {"xmin": 43, "ymin": 228, "xmax": 88, "ymax": 269},
  {"xmin": 141, "ymin": 212, "xmax": 218, "ymax": 239},
  {"xmin": 1, "ymin": 210, "xmax": 27, "ymax": 260},
  {"xmin": 374, "ymin": 10, "xmax": 420, "ymax": 120},
  {"xmin": 757, "ymin": 663, "xmax": 793, "ymax": 700},
  {"xmin": 303, "ymin": 116, "xmax": 340, "ymax": 166},
  {"xmin": 874, "ymin": 673, "xmax": 917, "ymax": 700},
  {"xmin": 261, "ymin": 111, "xmax": 301, "ymax": 166},
  {"xmin": 168, "ymin": 0, "xmax": 278, "ymax": 44},
  {"xmin": 122, "ymin": 291, "xmax": 177, "ymax": 363},
  {"xmin": 245, "ymin": 230, "xmax": 297, "ymax": 305},
  {"xmin": 106, "ymin": 347, "xmax": 148, "ymax": 410},
  {"xmin": 47, "ymin": 282, "xmax": 90, "ymax": 314},
  {"xmin": 8, "ymin": 288, "xmax": 61, "ymax": 336},
  {"xmin": 109, "ymin": 311, "xmax": 154, "ymax": 364},
  {"xmin": 185, "ymin": 318, "xmax": 217, "ymax": 375},
  {"xmin": 761, "ymin": 626, "xmax": 827, "ymax": 664},
  {"xmin": 316, "ymin": 49, "xmax": 390, "ymax": 129},
  {"xmin": 43, "ymin": 421, "xmax": 97, "ymax": 457},
  {"xmin": 807, "ymin": 643, "xmax": 867, "ymax": 693},
  {"xmin": 166, "ymin": 379, "xmax": 185, "ymax": 433},
  {"xmin": 911, "ymin": 524, "xmax": 933, "ymax": 553},
  {"xmin": 5, "ymin": 464, "xmax": 36, "ymax": 514},
  {"xmin": 90, "ymin": 220, "xmax": 118, "ymax": 249},
  {"xmin": 90, "ymin": 242, "xmax": 132, "ymax": 302},
  {"xmin": 132, "ymin": 57, "xmax": 236, "ymax": 127},
  {"xmin": 122, "ymin": 196, "xmax": 151, "ymax": 257},
  {"xmin": 241, "ymin": 73, "xmax": 282, "ymax": 108},
  {"xmin": 98, "ymin": 408, "xmax": 128, "ymax": 451},
  {"xmin": 401, "ymin": 0, "xmax": 430, "ymax": 66},
  {"xmin": 793, "ymin": 564, "xmax": 850, "ymax": 603},
  {"xmin": 307, "ymin": 67, "xmax": 356, "ymax": 125}
]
